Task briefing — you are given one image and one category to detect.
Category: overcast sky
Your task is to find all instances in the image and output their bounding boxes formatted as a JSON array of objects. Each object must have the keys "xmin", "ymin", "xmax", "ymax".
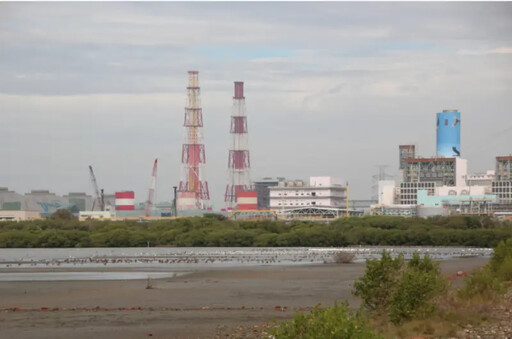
[{"xmin": 1, "ymin": 2, "xmax": 511, "ymax": 209}]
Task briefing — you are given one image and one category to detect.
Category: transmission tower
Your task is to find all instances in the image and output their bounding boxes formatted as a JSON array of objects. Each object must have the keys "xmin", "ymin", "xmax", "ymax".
[
  {"xmin": 224, "ymin": 81, "xmax": 251, "ymax": 208},
  {"xmin": 178, "ymin": 71, "xmax": 210, "ymax": 209}
]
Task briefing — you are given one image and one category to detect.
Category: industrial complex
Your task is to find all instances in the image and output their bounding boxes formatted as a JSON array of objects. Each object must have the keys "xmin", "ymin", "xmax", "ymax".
[
  {"xmin": 1, "ymin": 73, "xmax": 511, "ymax": 222},
  {"xmin": 372, "ymin": 110, "xmax": 512, "ymax": 219}
]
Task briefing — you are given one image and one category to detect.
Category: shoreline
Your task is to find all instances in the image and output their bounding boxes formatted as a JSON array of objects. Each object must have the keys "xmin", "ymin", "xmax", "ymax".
[{"xmin": 0, "ymin": 257, "xmax": 488, "ymax": 339}]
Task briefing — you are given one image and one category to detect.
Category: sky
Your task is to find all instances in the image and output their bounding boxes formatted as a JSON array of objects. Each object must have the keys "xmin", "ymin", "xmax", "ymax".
[{"xmin": 1, "ymin": 2, "xmax": 511, "ymax": 209}]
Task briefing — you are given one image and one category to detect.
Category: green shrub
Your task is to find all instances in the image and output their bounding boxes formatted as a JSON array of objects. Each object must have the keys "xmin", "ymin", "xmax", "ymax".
[
  {"xmin": 271, "ymin": 301, "xmax": 381, "ymax": 339},
  {"xmin": 490, "ymin": 238, "xmax": 512, "ymax": 280},
  {"xmin": 352, "ymin": 251, "xmax": 404, "ymax": 311},
  {"xmin": 496, "ymin": 255, "xmax": 512, "ymax": 281},
  {"xmin": 457, "ymin": 266, "xmax": 504, "ymax": 300},
  {"xmin": 389, "ymin": 258, "xmax": 447, "ymax": 324},
  {"xmin": 354, "ymin": 252, "xmax": 447, "ymax": 324}
]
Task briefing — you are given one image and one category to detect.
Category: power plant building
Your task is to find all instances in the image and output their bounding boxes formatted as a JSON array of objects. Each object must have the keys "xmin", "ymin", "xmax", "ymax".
[
  {"xmin": 492, "ymin": 156, "xmax": 512, "ymax": 205},
  {"xmin": 373, "ymin": 108, "xmax": 512, "ymax": 217},
  {"xmin": 269, "ymin": 177, "xmax": 346, "ymax": 209},
  {"xmin": 253, "ymin": 177, "xmax": 285, "ymax": 209}
]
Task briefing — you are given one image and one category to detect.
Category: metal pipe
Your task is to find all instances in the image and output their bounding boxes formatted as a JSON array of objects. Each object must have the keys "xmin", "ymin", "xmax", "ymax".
[{"xmin": 173, "ymin": 186, "xmax": 178, "ymax": 217}]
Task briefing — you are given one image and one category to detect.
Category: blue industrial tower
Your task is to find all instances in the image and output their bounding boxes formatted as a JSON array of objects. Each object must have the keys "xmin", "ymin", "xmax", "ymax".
[{"xmin": 436, "ymin": 109, "xmax": 461, "ymax": 157}]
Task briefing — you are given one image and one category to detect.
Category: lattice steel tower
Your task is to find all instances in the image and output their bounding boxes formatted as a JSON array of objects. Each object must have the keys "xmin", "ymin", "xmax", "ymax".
[
  {"xmin": 225, "ymin": 81, "xmax": 251, "ymax": 208},
  {"xmin": 178, "ymin": 71, "xmax": 210, "ymax": 209}
]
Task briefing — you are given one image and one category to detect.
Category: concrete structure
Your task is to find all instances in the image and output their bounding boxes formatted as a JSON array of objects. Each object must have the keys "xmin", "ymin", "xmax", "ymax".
[
  {"xmin": 269, "ymin": 176, "xmax": 346, "ymax": 209},
  {"xmin": 399, "ymin": 145, "xmax": 415, "ymax": 170},
  {"xmin": 378, "ymin": 180, "xmax": 397, "ymax": 205},
  {"xmin": 417, "ymin": 189, "xmax": 497, "ymax": 207},
  {"xmin": 24, "ymin": 190, "xmax": 74, "ymax": 216},
  {"xmin": 492, "ymin": 156, "xmax": 512, "ymax": 205},
  {"xmin": 177, "ymin": 191, "xmax": 197, "ymax": 211},
  {"xmin": 496, "ymin": 156, "xmax": 512, "ymax": 181},
  {"xmin": 399, "ymin": 181, "xmax": 436, "ymax": 205},
  {"xmin": 347, "ymin": 200, "xmax": 377, "ymax": 212},
  {"xmin": 466, "ymin": 170, "xmax": 495, "ymax": 187},
  {"xmin": 178, "ymin": 70, "xmax": 210, "ymax": 209},
  {"xmin": 0, "ymin": 210, "xmax": 41, "ymax": 221},
  {"xmin": 417, "ymin": 206, "xmax": 450, "ymax": 217},
  {"xmin": 437, "ymin": 109, "xmax": 461, "ymax": 157},
  {"xmin": 115, "ymin": 191, "xmax": 135, "ymax": 211},
  {"xmin": 236, "ymin": 191, "xmax": 257, "ymax": 210},
  {"xmin": 370, "ymin": 204, "xmax": 418, "ymax": 217},
  {"xmin": 102, "ymin": 193, "xmax": 116, "ymax": 211},
  {"xmin": 0, "ymin": 187, "xmax": 24, "ymax": 210},
  {"xmin": 225, "ymin": 81, "xmax": 252, "ymax": 208},
  {"xmin": 63, "ymin": 192, "xmax": 93, "ymax": 211},
  {"xmin": 492, "ymin": 180, "xmax": 512, "ymax": 205},
  {"xmin": 78, "ymin": 210, "xmax": 115, "ymax": 221},
  {"xmin": 404, "ymin": 157, "xmax": 467, "ymax": 187},
  {"xmin": 253, "ymin": 178, "xmax": 284, "ymax": 210}
]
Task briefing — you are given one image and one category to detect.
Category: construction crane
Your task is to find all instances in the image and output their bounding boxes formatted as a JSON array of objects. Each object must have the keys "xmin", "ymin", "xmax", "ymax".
[
  {"xmin": 145, "ymin": 158, "xmax": 158, "ymax": 217},
  {"xmin": 89, "ymin": 165, "xmax": 104, "ymax": 211}
]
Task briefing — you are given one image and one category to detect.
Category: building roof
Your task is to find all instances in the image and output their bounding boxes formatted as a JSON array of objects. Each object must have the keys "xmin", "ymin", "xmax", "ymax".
[{"xmin": 405, "ymin": 157, "xmax": 456, "ymax": 162}]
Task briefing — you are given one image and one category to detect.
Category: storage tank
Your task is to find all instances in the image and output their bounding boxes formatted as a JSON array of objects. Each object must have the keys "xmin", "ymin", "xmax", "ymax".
[
  {"xmin": 115, "ymin": 191, "xmax": 135, "ymax": 211},
  {"xmin": 436, "ymin": 109, "xmax": 461, "ymax": 157},
  {"xmin": 236, "ymin": 191, "xmax": 258, "ymax": 210},
  {"xmin": 177, "ymin": 191, "xmax": 196, "ymax": 211}
]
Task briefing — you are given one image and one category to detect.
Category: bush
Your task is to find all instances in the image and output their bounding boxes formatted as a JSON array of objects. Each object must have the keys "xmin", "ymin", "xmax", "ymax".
[
  {"xmin": 389, "ymin": 254, "xmax": 447, "ymax": 324},
  {"xmin": 271, "ymin": 301, "xmax": 381, "ymax": 339},
  {"xmin": 490, "ymin": 238, "xmax": 512, "ymax": 281},
  {"xmin": 352, "ymin": 251, "xmax": 404, "ymax": 311},
  {"xmin": 458, "ymin": 238, "xmax": 512, "ymax": 300},
  {"xmin": 354, "ymin": 252, "xmax": 447, "ymax": 324},
  {"xmin": 457, "ymin": 266, "xmax": 504, "ymax": 300}
]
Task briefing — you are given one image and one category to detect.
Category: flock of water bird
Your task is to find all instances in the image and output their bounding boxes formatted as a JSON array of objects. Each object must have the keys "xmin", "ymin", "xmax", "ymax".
[{"xmin": 0, "ymin": 247, "xmax": 493, "ymax": 269}]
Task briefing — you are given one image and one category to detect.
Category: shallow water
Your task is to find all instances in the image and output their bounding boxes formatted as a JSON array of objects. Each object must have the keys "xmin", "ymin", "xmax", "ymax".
[
  {"xmin": 0, "ymin": 271, "xmax": 186, "ymax": 281},
  {"xmin": 0, "ymin": 246, "xmax": 492, "ymax": 270}
]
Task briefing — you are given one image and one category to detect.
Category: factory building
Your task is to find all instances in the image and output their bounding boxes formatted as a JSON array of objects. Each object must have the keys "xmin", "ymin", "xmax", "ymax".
[
  {"xmin": 466, "ymin": 170, "xmax": 495, "ymax": 187},
  {"xmin": 0, "ymin": 188, "xmax": 96, "ymax": 218},
  {"xmin": 63, "ymin": 192, "xmax": 94, "ymax": 211},
  {"xmin": 0, "ymin": 210, "xmax": 41, "ymax": 221},
  {"xmin": 492, "ymin": 156, "xmax": 512, "ymax": 205},
  {"xmin": 0, "ymin": 187, "xmax": 24, "ymax": 210},
  {"xmin": 269, "ymin": 176, "xmax": 346, "ymax": 209},
  {"xmin": 403, "ymin": 157, "xmax": 467, "ymax": 187},
  {"xmin": 253, "ymin": 177, "xmax": 285, "ymax": 209}
]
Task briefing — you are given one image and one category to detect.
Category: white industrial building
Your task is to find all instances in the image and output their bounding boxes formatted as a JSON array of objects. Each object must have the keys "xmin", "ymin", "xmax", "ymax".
[
  {"xmin": 0, "ymin": 210, "xmax": 41, "ymax": 221},
  {"xmin": 269, "ymin": 176, "xmax": 346, "ymax": 209}
]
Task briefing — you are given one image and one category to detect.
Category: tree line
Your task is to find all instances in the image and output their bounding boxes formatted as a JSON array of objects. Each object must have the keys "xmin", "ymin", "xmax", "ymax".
[{"xmin": 0, "ymin": 213, "xmax": 511, "ymax": 248}]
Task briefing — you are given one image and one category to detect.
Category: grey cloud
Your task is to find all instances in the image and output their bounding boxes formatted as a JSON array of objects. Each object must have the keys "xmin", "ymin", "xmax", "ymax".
[{"xmin": 0, "ymin": 2, "xmax": 511, "ymax": 206}]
